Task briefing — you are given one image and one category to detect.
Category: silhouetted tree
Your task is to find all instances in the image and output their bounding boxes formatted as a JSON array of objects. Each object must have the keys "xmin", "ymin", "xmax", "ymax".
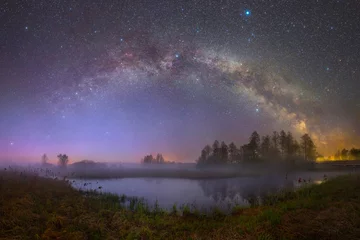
[
  {"xmin": 197, "ymin": 149, "xmax": 208, "ymax": 165},
  {"xmin": 212, "ymin": 140, "xmax": 220, "ymax": 163},
  {"xmin": 228, "ymin": 142, "xmax": 239, "ymax": 163},
  {"xmin": 350, "ymin": 148, "xmax": 360, "ymax": 160},
  {"xmin": 220, "ymin": 141, "xmax": 229, "ymax": 163},
  {"xmin": 292, "ymin": 139, "xmax": 300, "ymax": 156},
  {"xmin": 156, "ymin": 153, "xmax": 165, "ymax": 164},
  {"xmin": 279, "ymin": 130, "xmax": 287, "ymax": 157},
  {"xmin": 241, "ymin": 144, "xmax": 252, "ymax": 162},
  {"xmin": 286, "ymin": 131, "xmax": 296, "ymax": 157},
  {"xmin": 260, "ymin": 135, "xmax": 271, "ymax": 158},
  {"xmin": 57, "ymin": 154, "xmax": 69, "ymax": 168},
  {"xmin": 204, "ymin": 145, "xmax": 212, "ymax": 160},
  {"xmin": 341, "ymin": 149, "xmax": 349, "ymax": 160},
  {"xmin": 334, "ymin": 150, "xmax": 341, "ymax": 160},
  {"xmin": 248, "ymin": 131, "xmax": 260, "ymax": 160},
  {"xmin": 197, "ymin": 130, "xmax": 325, "ymax": 167},
  {"xmin": 300, "ymin": 134, "xmax": 316, "ymax": 161},
  {"xmin": 270, "ymin": 131, "xmax": 280, "ymax": 158},
  {"xmin": 41, "ymin": 154, "xmax": 49, "ymax": 166},
  {"xmin": 143, "ymin": 154, "xmax": 154, "ymax": 164}
]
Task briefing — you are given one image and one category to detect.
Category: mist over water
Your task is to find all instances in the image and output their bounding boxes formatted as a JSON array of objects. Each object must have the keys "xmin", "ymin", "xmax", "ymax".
[
  {"xmin": 70, "ymin": 170, "xmax": 350, "ymax": 211},
  {"xmin": 4, "ymin": 161, "xmax": 355, "ymax": 211}
]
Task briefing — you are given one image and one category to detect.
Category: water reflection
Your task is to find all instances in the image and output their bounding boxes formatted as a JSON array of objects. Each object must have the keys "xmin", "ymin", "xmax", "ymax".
[
  {"xmin": 198, "ymin": 176, "xmax": 295, "ymax": 206},
  {"xmin": 70, "ymin": 171, "xmax": 351, "ymax": 211}
]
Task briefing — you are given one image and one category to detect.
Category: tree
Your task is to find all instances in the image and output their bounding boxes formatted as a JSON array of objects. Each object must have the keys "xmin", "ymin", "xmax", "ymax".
[
  {"xmin": 292, "ymin": 139, "xmax": 300, "ymax": 156},
  {"xmin": 57, "ymin": 154, "xmax": 69, "ymax": 168},
  {"xmin": 197, "ymin": 145, "xmax": 213, "ymax": 166},
  {"xmin": 300, "ymin": 134, "xmax": 316, "ymax": 162},
  {"xmin": 220, "ymin": 141, "xmax": 229, "ymax": 164},
  {"xmin": 143, "ymin": 154, "xmax": 154, "ymax": 164},
  {"xmin": 279, "ymin": 130, "xmax": 287, "ymax": 157},
  {"xmin": 155, "ymin": 153, "xmax": 165, "ymax": 164},
  {"xmin": 248, "ymin": 131, "xmax": 260, "ymax": 160},
  {"xmin": 341, "ymin": 149, "xmax": 349, "ymax": 160},
  {"xmin": 197, "ymin": 149, "xmax": 208, "ymax": 165},
  {"xmin": 334, "ymin": 150, "xmax": 341, "ymax": 160},
  {"xmin": 204, "ymin": 145, "xmax": 212, "ymax": 159},
  {"xmin": 350, "ymin": 148, "xmax": 360, "ymax": 160},
  {"xmin": 41, "ymin": 154, "xmax": 49, "ymax": 166},
  {"xmin": 260, "ymin": 135, "xmax": 271, "ymax": 158},
  {"xmin": 212, "ymin": 140, "xmax": 220, "ymax": 163},
  {"xmin": 240, "ymin": 144, "xmax": 252, "ymax": 162},
  {"xmin": 270, "ymin": 131, "xmax": 280, "ymax": 157},
  {"xmin": 228, "ymin": 142, "xmax": 239, "ymax": 163},
  {"xmin": 286, "ymin": 131, "xmax": 296, "ymax": 157}
]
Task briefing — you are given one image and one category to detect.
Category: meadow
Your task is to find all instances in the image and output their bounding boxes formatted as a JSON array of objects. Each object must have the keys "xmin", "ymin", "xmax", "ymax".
[{"xmin": 1, "ymin": 170, "xmax": 360, "ymax": 239}]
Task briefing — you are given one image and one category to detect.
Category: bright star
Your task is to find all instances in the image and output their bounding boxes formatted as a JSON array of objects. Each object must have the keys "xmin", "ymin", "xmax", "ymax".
[
  {"xmin": 175, "ymin": 54, "xmax": 180, "ymax": 58},
  {"xmin": 256, "ymin": 108, "xmax": 259, "ymax": 112},
  {"xmin": 245, "ymin": 10, "xmax": 251, "ymax": 16}
]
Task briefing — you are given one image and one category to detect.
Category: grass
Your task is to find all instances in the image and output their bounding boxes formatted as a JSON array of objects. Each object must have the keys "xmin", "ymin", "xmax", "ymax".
[{"xmin": 1, "ymin": 171, "xmax": 360, "ymax": 239}]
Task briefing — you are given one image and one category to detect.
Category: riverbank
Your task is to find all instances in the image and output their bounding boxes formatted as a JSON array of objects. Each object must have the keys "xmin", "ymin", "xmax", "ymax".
[{"xmin": 1, "ymin": 171, "xmax": 360, "ymax": 239}]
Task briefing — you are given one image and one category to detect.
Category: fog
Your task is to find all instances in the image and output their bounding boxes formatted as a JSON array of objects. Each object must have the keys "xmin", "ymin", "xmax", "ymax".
[
  {"xmin": 70, "ymin": 170, "xmax": 349, "ymax": 211},
  {"xmin": 3, "ymin": 160, "xmax": 357, "ymax": 211},
  {"xmin": 61, "ymin": 161, "xmax": 297, "ymax": 179}
]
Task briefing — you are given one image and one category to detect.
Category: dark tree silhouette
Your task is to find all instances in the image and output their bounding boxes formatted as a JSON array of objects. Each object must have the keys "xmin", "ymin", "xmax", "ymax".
[
  {"xmin": 300, "ymin": 134, "xmax": 316, "ymax": 161},
  {"xmin": 220, "ymin": 141, "xmax": 229, "ymax": 163},
  {"xmin": 271, "ymin": 131, "xmax": 280, "ymax": 157},
  {"xmin": 350, "ymin": 148, "xmax": 360, "ymax": 160},
  {"xmin": 156, "ymin": 153, "xmax": 165, "ymax": 164},
  {"xmin": 279, "ymin": 130, "xmax": 287, "ymax": 157},
  {"xmin": 57, "ymin": 154, "xmax": 69, "ymax": 168},
  {"xmin": 211, "ymin": 140, "xmax": 220, "ymax": 163},
  {"xmin": 248, "ymin": 131, "xmax": 260, "ymax": 160},
  {"xmin": 142, "ymin": 153, "xmax": 167, "ymax": 164},
  {"xmin": 334, "ymin": 150, "xmax": 341, "ymax": 159},
  {"xmin": 228, "ymin": 142, "xmax": 239, "ymax": 163},
  {"xmin": 204, "ymin": 145, "xmax": 212, "ymax": 159},
  {"xmin": 196, "ymin": 130, "xmax": 321, "ymax": 167},
  {"xmin": 341, "ymin": 148, "xmax": 349, "ymax": 160},
  {"xmin": 260, "ymin": 135, "xmax": 271, "ymax": 158},
  {"xmin": 41, "ymin": 154, "xmax": 49, "ymax": 166},
  {"xmin": 286, "ymin": 131, "xmax": 295, "ymax": 157}
]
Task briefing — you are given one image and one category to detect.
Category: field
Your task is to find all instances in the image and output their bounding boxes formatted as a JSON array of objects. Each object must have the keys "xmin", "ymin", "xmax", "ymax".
[{"xmin": 1, "ymin": 170, "xmax": 360, "ymax": 239}]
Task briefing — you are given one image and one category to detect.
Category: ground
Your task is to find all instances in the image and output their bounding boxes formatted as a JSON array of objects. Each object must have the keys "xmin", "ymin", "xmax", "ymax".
[{"xmin": 1, "ymin": 171, "xmax": 360, "ymax": 240}]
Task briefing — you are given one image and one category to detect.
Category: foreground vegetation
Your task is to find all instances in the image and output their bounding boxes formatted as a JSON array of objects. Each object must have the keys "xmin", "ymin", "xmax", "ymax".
[{"xmin": 1, "ymin": 171, "xmax": 360, "ymax": 239}]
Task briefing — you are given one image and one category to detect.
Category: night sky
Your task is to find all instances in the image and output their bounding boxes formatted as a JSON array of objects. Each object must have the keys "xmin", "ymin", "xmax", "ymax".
[{"xmin": 1, "ymin": 0, "xmax": 360, "ymax": 163}]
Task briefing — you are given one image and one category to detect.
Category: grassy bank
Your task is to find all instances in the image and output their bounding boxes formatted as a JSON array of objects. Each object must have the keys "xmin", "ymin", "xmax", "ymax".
[{"xmin": 1, "ymin": 171, "xmax": 360, "ymax": 239}]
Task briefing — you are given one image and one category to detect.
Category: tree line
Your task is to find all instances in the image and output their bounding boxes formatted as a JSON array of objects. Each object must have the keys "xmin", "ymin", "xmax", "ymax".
[
  {"xmin": 41, "ymin": 154, "xmax": 69, "ymax": 168},
  {"xmin": 334, "ymin": 148, "xmax": 360, "ymax": 160},
  {"xmin": 196, "ymin": 130, "xmax": 317, "ymax": 166},
  {"xmin": 142, "ymin": 153, "xmax": 166, "ymax": 164}
]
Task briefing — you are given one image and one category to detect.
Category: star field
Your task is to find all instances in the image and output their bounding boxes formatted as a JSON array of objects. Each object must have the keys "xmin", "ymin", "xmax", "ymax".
[{"xmin": 1, "ymin": 0, "xmax": 360, "ymax": 163}]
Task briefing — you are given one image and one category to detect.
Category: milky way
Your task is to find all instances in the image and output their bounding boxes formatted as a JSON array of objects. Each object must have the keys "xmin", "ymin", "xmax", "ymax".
[{"xmin": 1, "ymin": 0, "xmax": 359, "ymax": 162}]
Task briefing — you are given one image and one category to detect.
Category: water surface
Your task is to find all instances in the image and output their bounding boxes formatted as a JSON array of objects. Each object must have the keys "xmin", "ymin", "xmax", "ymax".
[{"xmin": 71, "ymin": 171, "xmax": 351, "ymax": 210}]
